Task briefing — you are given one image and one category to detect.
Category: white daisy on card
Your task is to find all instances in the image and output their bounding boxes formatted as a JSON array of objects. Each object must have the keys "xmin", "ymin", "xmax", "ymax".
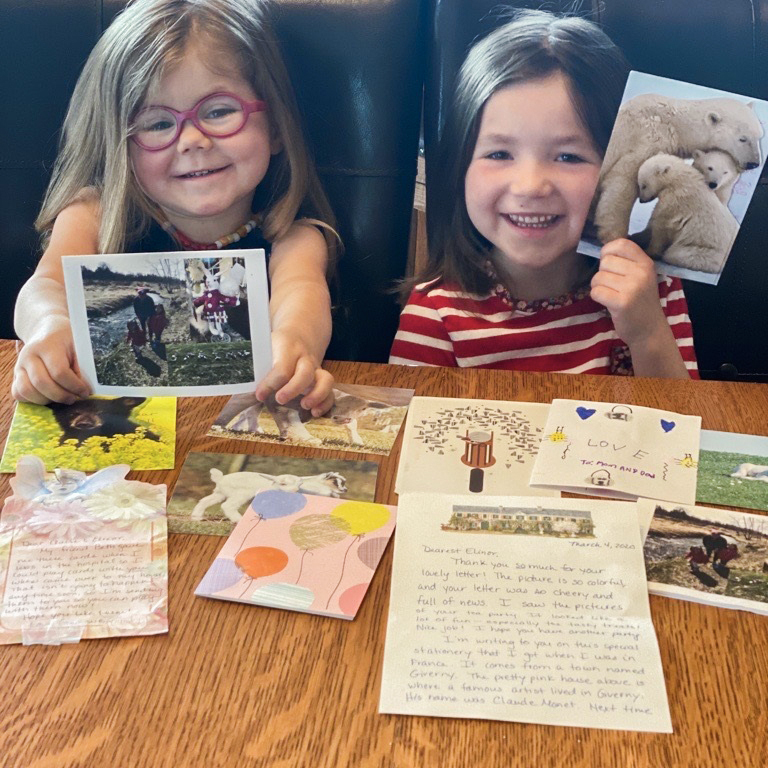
[
  {"xmin": 82, "ymin": 481, "xmax": 165, "ymax": 522},
  {"xmin": 25, "ymin": 505, "xmax": 103, "ymax": 540}
]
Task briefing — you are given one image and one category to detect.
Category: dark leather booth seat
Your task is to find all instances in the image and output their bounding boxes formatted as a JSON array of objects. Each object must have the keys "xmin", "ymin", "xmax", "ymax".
[
  {"xmin": 0, "ymin": 0, "xmax": 425, "ymax": 363},
  {"xmin": 424, "ymin": 0, "xmax": 768, "ymax": 381}
]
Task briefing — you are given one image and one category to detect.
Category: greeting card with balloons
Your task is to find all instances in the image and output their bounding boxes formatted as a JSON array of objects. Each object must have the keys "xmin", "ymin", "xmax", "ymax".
[
  {"xmin": 195, "ymin": 489, "xmax": 397, "ymax": 619},
  {"xmin": 530, "ymin": 399, "xmax": 701, "ymax": 504}
]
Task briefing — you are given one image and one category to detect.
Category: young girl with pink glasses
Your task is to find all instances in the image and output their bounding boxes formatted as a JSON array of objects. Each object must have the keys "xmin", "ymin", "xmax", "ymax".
[{"xmin": 13, "ymin": 0, "xmax": 337, "ymax": 410}]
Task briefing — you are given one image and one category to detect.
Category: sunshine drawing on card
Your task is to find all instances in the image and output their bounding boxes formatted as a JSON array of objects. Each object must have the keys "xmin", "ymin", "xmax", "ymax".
[
  {"xmin": 62, "ymin": 250, "xmax": 271, "ymax": 396},
  {"xmin": 396, "ymin": 396, "xmax": 555, "ymax": 497},
  {"xmin": 195, "ymin": 492, "xmax": 396, "ymax": 619},
  {"xmin": 0, "ymin": 456, "xmax": 167, "ymax": 645},
  {"xmin": 530, "ymin": 399, "xmax": 701, "ymax": 504}
]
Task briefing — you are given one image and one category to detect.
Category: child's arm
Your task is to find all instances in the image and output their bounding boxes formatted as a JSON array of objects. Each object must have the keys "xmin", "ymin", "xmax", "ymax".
[
  {"xmin": 590, "ymin": 238, "xmax": 692, "ymax": 379},
  {"xmin": 13, "ymin": 199, "xmax": 99, "ymax": 404},
  {"xmin": 255, "ymin": 221, "xmax": 334, "ymax": 416}
]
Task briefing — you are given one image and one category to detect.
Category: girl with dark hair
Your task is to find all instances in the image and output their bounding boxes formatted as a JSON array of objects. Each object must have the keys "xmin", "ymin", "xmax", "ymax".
[{"xmin": 391, "ymin": 10, "xmax": 697, "ymax": 378}]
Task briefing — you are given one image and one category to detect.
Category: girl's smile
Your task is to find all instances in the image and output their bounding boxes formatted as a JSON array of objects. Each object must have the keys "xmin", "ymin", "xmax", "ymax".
[
  {"xmin": 464, "ymin": 72, "xmax": 602, "ymax": 297},
  {"xmin": 129, "ymin": 43, "xmax": 280, "ymax": 243}
]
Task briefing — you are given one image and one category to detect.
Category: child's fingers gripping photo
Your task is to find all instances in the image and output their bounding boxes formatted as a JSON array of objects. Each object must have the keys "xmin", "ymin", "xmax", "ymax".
[
  {"xmin": 13, "ymin": 330, "xmax": 91, "ymax": 405},
  {"xmin": 255, "ymin": 331, "xmax": 335, "ymax": 416},
  {"xmin": 590, "ymin": 238, "xmax": 667, "ymax": 345}
]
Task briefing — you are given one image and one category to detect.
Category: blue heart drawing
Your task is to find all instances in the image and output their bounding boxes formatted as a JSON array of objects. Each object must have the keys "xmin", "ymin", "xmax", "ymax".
[
  {"xmin": 576, "ymin": 407, "xmax": 596, "ymax": 420},
  {"xmin": 660, "ymin": 419, "xmax": 676, "ymax": 433}
]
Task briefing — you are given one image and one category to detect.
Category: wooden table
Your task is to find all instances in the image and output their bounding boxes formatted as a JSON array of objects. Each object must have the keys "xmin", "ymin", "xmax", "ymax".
[{"xmin": 0, "ymin": 339, "xmax": 766, "ymax": 767}]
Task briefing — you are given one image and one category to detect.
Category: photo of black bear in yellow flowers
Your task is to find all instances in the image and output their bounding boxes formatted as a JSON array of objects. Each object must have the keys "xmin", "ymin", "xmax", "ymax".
[{"xmin": 0, "ymin": 396, "xmax": 176, "ymax": 472}]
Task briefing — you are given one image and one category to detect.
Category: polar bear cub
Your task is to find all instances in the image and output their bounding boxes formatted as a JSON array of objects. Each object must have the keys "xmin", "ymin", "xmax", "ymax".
[
  {"xmin": 595, "ymin": 94, "xmax": 762, "ymax": 243},
  {"xmin": 691, "ymin": 148, "xmax": 740, "ymax": 205},
  {"xmin": 634, "ymin": 153, "xmax": 739, "ymax": 273}
]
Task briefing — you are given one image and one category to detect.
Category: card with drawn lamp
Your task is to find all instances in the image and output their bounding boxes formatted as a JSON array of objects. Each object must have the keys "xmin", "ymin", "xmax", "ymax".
[
  {"xmin": 0, "ymin": 456, "xmax": 167, "ymax": 645},
  {"xmin": 529, "ymin": 399, "xmax": 701, "ymax": 505},
  {"xmin": 579, "ymin": 71, "xmax": 768, "ymax": 285},
  {"xmin": 195, "ymin": 491, "xmax": 396, "ymax": 620},
  {"xmin": 62, "ymin": 250, "xmax": 271, "ymax": 397},
  {"xmin": 638, "ymin": 499, "xmax": 768, "ymax": 615},
  {"xmin": 395, "ymin": 396, "xmax": 556, "ymax": 498},
  {"xmin": 0, "ymin": 396, "xmax": 176, "ymax": 473},
  {"xmin": 379, "ymin": 493, "xmax": 672, "ymax": 732}
]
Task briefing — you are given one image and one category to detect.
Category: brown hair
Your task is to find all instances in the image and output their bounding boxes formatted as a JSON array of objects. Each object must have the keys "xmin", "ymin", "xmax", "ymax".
[
  {"xmin": 37, "ymin": 0, "xmax": 336, "ymax": 270},
  {"xmin": 412, "ymin": 9, "xmax": 629, "ymax": 297}
]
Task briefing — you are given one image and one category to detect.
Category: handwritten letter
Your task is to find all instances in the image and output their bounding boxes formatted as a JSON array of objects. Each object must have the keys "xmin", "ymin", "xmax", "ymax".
[
  {"xmin": 0, "ymin": 473, "xmax": 168, "ymax": 645},
  {"xmin": 380, "ymin": 493, "xmax": 672, "ymax": 732}
]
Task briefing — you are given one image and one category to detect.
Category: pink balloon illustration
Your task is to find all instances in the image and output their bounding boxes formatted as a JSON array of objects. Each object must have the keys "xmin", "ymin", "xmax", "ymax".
[
  {"xmin": 357, "ymin": 536, "xmax": 390, "ymax": 570},
  {"xmin": 325, "ymin": 502, "xmax": 391, "ymax": 609},
  {"xmin": 234, "ymin": 546, "xmax": 288, "ymax": 598},
  {"xmin": 338, "ymin": 583, "xmax": 369, "ymax": 617},
  {"xmin": 289, "ymin": 513, "xmax": 349, "ymax": 584}
]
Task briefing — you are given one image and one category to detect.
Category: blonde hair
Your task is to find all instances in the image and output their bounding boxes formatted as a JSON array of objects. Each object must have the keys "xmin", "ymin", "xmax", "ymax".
[{"xmin": 37, "ymin": 0, "xmax": 336, "ymax": 264}]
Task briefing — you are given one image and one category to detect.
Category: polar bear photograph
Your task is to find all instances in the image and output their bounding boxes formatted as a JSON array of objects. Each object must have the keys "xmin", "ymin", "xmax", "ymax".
[
  {"xmin": 584, "ymin": 72, "xmax": 768, "ymax": 281},
  {"xmin": 691, "ymin": 148, "xmax": 741, "ymax": 205},
  {"xmin": 633, "ymin": 154, "xmax": 738, "ymax": 273},
  {"xmin": 595, "ymin": 93, "xmax": 762, "ymax": 244}
]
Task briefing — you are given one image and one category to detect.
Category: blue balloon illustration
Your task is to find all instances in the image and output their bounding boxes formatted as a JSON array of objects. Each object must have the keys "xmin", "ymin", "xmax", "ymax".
[
  {"xmin": 195, "ymin": 558, "xmax": 243, "ymax": 594},
  {"xmin": 250, "ymin": 489, "xmax": 307, "ymax": 519}
]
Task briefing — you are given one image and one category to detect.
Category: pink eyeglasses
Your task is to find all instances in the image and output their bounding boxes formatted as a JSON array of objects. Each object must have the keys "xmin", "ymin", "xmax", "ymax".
[{"xmin": 130, "ymin": 91, "xmax": 267, "ymax": 151}]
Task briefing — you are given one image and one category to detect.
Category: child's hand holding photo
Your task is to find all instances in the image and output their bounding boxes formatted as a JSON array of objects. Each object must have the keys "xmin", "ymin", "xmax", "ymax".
[
  {"xmin": 256, "ymin": 221, "xmax": 335, "ymax": 417},
  {"xmin": 591, "ymin": 238, "xmax": 690, "ymax": 378}
]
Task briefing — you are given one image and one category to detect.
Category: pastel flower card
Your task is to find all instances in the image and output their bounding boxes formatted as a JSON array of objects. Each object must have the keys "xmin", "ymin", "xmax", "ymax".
[
  {"xmin": 0, "ymin": 456, "xmax": 168, "ymax": 645},
  {"xmin": 530, "ymin": 399, "xmax": 701, "ymax": 504},
  {"xmin": 195, "ymin": 491, "xmax": 396, "ymax": 619}
]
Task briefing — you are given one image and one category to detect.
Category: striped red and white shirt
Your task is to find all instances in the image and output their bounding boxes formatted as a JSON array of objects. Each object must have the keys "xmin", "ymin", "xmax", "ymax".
[{"xmin": 389, "ymin": 276, "xmax": 698, "ymax": 376}]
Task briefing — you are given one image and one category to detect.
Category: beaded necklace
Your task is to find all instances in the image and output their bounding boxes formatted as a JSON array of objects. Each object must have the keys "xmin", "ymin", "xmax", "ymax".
[{"xmin": 161, "ymin": 217, "xmax": 259, "ymax": 250}]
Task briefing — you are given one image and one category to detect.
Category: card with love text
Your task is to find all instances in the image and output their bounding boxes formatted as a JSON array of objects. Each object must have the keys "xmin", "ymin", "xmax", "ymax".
[{"xmin": 530, "ymin": 399, "xmax": 701, "ymax": 504}]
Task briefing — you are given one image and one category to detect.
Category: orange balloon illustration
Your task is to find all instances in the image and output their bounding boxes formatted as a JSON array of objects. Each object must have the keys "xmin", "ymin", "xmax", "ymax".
[{"xmin": 235, "ymin": 546, "xmax": 288, "ymax": 580}]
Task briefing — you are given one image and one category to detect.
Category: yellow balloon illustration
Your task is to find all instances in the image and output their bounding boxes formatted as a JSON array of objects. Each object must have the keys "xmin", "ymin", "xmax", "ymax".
[{"xmin": 330, "ymin": 501, "xmax": 390, "ymax": 536}]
